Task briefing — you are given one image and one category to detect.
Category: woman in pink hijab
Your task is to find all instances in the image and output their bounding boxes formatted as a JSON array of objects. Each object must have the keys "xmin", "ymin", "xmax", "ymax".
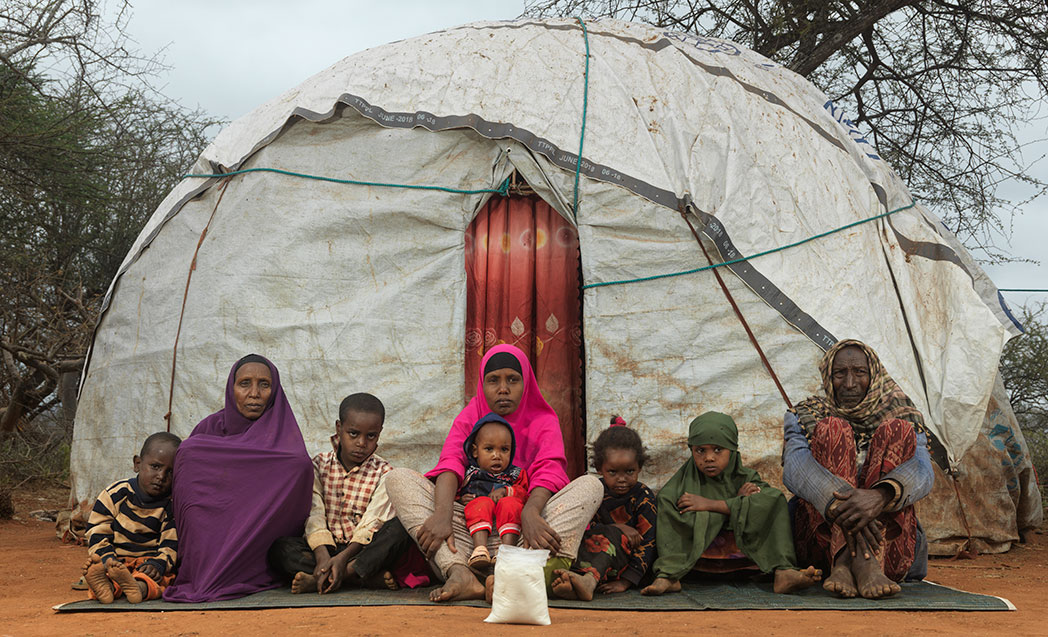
[{"xmin": 386, "ymin": 344, "xmax": 602, "ymax": 602}]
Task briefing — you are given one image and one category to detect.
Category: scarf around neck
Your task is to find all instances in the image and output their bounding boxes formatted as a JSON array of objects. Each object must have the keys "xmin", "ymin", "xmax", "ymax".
[{"xmin": 789, "ymin": 339, "xmax": 927, "ymax": 452}]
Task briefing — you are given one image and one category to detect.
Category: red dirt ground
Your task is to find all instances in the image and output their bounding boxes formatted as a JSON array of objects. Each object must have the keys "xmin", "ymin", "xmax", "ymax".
[{"xmin": 2, "ymin": 483, "xmax": 1045, "ymax": 636}]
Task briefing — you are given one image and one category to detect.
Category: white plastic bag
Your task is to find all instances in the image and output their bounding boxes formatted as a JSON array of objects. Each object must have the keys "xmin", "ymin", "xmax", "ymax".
[{"xmin": 484, "ymin": 545, "xmax": 551, "ymax": 625}]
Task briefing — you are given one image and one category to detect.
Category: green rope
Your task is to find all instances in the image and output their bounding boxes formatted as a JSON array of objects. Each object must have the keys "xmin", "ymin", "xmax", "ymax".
[
  {"xmin": 184, "ymin": 167, "xmax": 512, "ymax": 196},
  {"xmin": 583, "ymin": 201, "xmax": 918, "ymax": 290},
  {"xmin": 574, "ymin": 17, "xmax": 591, "ymax": 219},
  {"xmin": 999, "ymin": 288, "xmax": 1048, "ymax": 293}
]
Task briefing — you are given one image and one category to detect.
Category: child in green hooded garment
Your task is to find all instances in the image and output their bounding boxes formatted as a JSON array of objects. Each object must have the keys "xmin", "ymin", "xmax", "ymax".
[{"xmin": 641, "ymin": 412, "xmax": 822, "ymax": 595}]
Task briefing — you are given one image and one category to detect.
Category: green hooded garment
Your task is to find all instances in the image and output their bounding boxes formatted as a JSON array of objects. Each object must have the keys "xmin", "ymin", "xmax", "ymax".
[{"xmin": 651, "ymin": 411, "xmax": 798, "ymax": 580}]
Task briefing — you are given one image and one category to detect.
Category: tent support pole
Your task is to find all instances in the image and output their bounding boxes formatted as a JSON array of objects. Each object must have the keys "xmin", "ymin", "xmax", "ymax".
[
  {"xmin": 164, "ymin": 177, "xmax": 233, "ymax": 431},
  {"xmin": 947, "ymin": 474, "xmax": 978, "ymax": 559},
  {"xmin": 680, "ymin": 209, "xmax": 793, "ymax": 409}
]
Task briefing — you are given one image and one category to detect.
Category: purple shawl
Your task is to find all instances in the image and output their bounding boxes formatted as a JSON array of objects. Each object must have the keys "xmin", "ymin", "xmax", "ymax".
[{"xmin": 163, "ymin": 356, "xmax": 313, "ymax": 602}]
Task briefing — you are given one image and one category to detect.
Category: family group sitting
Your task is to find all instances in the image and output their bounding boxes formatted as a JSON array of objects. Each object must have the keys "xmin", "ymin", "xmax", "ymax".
[{"xmin": 82, "ymin": 339, "xmax": 933, "ymax": 606}]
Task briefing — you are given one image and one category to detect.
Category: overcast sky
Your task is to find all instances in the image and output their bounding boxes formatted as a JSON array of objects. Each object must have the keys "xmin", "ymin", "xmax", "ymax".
[{"xmin": 121, "ymin": 0, "xmax": 1045, "ymax": 314}]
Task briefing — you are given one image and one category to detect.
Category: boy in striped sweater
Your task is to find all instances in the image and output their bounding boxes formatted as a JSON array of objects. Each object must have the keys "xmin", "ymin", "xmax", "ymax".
[{"xmin": 82, "ymin": 432, "xmax": 180, "ymax": 603}]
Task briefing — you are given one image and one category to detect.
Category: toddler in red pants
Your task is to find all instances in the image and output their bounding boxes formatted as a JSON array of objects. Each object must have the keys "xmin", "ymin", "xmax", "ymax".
[{"xmin": 459, "ymin": 412, "xmax": 528, "ymax": 570}]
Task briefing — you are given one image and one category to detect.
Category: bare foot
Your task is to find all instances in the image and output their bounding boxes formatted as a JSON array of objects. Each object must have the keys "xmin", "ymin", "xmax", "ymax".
[
  {"xmin": 361, "ymin": 569, "xmax": 398, "ymax": 590},
  {"xmin": 773, "ymin": 566, "xmax": 823, "ymax": 594},
  {"xmin": 550, "ymin": 569, "xmax": 577, "ymax": 600},
  {"xmin": 429, "ymin": 565, "xmax": 485, "ymax": 602},
  {"xmin": 641, "ymin": 577, "xmax": 681, "ymax": 596},
  {"xmin": 85, "ymin": 560, "xmax": 114, "ymax": 603},
  {"xmin": 484, "ymin": 574, "xmax": 495, "ymax": 604},
  {"xmin": 852, "ymin": 553, "xmax": 901, "ymax": 599},
  {"xmin": 82, "ymin": 553, "xmax": 100, "ymax": 576},
  {"xmin": 567, "ymin": 571, "xmax": 598, "ymax": 601},
  {"xmin": 106, "ymin": 562, "xmax": 142, "ymax": 603},
  {"xmin": 291, "ymin": 571, "xmax": 317, "ymax": 594},
  {"xmin": 823, "ymin": 557, "xmax": 858, "ymax": 598}
]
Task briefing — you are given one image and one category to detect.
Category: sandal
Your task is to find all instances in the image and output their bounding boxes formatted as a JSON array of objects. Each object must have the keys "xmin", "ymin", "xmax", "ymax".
[{"xmin": 468, "ymin": 545, "xmax": 492, "ymax": 570}]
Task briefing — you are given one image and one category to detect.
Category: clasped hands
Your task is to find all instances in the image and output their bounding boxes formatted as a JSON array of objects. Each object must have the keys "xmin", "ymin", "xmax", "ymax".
[{"xmin": 828, "ymin": 487, "xmax": 891, "ymax": 559}]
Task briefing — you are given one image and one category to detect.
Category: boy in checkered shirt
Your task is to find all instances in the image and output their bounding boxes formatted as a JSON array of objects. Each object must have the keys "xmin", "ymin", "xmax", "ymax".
[{"xmin": 269, "ymin": 393, "xmax": 402, "ymax": 593}]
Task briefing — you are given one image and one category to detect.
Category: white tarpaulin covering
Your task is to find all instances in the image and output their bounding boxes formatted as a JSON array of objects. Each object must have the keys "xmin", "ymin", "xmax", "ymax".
[{"xmin": 72, "ymin": 19, "xmax": 1033, "ymax": 543}]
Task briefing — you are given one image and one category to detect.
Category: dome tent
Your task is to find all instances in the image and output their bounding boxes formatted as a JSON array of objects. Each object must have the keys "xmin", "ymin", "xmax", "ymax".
[{"xmin": 70, "ymin": 18, "xmax": 1040, "ymax": 553}]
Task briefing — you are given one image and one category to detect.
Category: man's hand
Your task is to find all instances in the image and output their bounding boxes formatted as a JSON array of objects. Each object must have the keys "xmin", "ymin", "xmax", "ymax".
[
  {"xmin": 737, "ymin": 482, "xmax": 761, "ymax": 497},
  {"xmin": 417, "ymin": 511, "xmax": 456, "ymax": 558},
  {"xmin": 831, "ymin": 487, "xmax": 891, "ymax": 533},
  {"xmin": 846, "ymin": 519, "xmax": 884, "ymax": 558}
]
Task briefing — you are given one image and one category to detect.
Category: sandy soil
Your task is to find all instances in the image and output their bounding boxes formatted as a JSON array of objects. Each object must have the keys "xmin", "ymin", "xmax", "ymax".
[{"xmin": 2, "ymin": 484, "xmax": 1045, "ymax": 637}]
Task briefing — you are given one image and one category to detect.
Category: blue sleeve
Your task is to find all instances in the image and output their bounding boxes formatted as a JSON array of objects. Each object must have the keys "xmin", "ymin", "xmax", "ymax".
[
  {"xmin": 781, "ymin": 411, "xmax": 851, "ymax": 516},
  {"xmin": 878, "ymin": 431, "xmax": 935, "ymax": 510}
]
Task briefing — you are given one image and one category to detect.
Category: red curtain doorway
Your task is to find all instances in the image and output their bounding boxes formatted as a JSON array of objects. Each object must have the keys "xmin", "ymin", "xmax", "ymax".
[{"xmin": 464, "ymin": 195, "xmax": 585, "ymax": 476}]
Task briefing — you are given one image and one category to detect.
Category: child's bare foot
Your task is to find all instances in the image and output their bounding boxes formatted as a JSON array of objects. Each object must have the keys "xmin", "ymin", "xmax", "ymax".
[
  {"xmin": 85, "ymin": 560, "xmax": 114, "ymax": 603},
  {"xmin": 484, "ymin": 574, "xmax": 495, "ymax": 603},
  {"xmin": 641, "ymin": 577, "xmax": 681, "ymax": 596},
  {"xmin": 773, "ymin": 566, "xmax": 822, "ymax": 594},
  {"xmin": 852, "ymin": 553, "xmax": 901, "ymax": 599},
  {"xmin": 550, "ymin": 569, "xmax": 577, "ymax": 599},
  {"xmin": 291, "ymin": 571, "xmax": 317, "ymax": 594},
  {"xmin": 568, "ymin": 571, "xmax": 598, "ymax": 601},
  {"xmin": 429, "ymin": 565, "xmax": 484, "ymax": 602},
  {"xmin": 361, "ymin": 569, "xmax": 398, "ymax": 590},
  {"xmin": 551, "ymin": 569, "xmax": 599, "ymax": 601},
  {"xmin": 82, "ymin": 553, "xmax": 100, "ymax": 575},
  {"xmin": 823, "ymin": 558, "xmax": 858, "ymax": 598},
  {"xmin": 106, "ymin": 562, "xmax": 142, "ymax": 603}
]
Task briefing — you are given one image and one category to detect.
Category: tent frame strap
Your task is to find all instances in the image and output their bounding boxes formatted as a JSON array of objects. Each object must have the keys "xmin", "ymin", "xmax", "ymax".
[
  {"xmin": 947, "ymin": 474, "xmax": 978, "ymax": 560},
  {"xmin": 164, "ymin": 177, "xmax": 233, "ymax": 430},
  {"xmin": 680, "ymin": 209, "xmax": 793, "ymax": 409}
]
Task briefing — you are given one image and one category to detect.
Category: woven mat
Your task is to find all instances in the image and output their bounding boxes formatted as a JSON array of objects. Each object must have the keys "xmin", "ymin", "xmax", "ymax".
[{"xmin": 53, "ymin": 579, "xmax": 1014, "ymax": 613}]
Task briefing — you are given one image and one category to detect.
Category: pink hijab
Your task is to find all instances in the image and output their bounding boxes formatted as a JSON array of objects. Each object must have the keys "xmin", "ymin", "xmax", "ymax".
[{"xmin": 426, "ymin": 344, "xmax": 569, "ymax": 494}]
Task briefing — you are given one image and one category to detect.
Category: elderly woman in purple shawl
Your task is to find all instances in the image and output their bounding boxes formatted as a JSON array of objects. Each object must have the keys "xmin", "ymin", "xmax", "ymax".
[{"xmin": 163, "ymin": 354, "xmax": 313, "ymax": 602}]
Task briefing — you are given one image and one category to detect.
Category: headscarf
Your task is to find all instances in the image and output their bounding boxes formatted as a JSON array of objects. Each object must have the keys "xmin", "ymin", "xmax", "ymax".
[
  {"xmin": 652, "ymin": 412, "xmax": 797, "ymax": 580},
  {"xmin": 462, "ymin": 412, "xmax": 518, "ymax": 466},
  {"xmin": 789, "ymin": 339, "xmax": 927, "ymax": 452},
  {"xmin": 164, "ymin": 355, "xmax": 313, "ymax": 602},
  {"xmin": 459, "ymin": 412, "xmax": 524, "ymax": 497},
  {"xmin": 687, "ymin": 410, "xmax": 737, "ymax": 450},
  {"xmin": 426, "ymin": 344, "xmax": 568, "ymax": 494}
]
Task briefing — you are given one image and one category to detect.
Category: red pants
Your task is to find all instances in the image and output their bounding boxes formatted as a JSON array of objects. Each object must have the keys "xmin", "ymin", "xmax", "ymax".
[
  {"xmin": 793, "ymin": 417, "xmax": 918, "ymax": 582},
  {"xmin": 463, "ymin": 495, "xmax": 525, "ymax": 537}
]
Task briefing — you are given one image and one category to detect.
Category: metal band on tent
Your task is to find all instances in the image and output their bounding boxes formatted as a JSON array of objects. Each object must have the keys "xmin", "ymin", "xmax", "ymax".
[{"xmin": 681, "ymin": 209, "xmax": 793, "ymax": 409}]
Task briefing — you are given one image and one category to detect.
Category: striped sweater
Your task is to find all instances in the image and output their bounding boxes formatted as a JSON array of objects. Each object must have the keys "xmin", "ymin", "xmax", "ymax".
[{"xmin": 87, "ymin": 478, "xmax": 178, "ymax": 576}]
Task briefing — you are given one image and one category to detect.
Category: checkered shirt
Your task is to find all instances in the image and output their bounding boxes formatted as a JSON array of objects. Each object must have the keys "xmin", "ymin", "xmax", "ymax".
[{"xmin": 313, "ymin": 437, "xmax": 392, "ymax": 546}]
